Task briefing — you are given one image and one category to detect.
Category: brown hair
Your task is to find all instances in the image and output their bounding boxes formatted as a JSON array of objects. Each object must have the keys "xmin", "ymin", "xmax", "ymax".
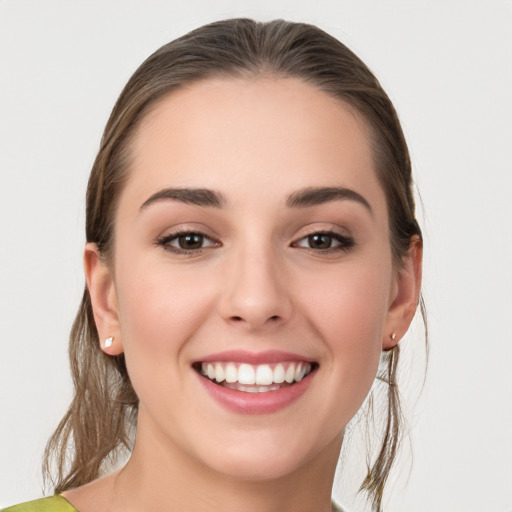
[{"xmin": 43, "ymin": 18, "xmax": 425, "ymax": 511}]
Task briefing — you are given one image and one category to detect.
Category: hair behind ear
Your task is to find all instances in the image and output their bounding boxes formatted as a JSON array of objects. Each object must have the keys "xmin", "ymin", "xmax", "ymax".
[
  {"xmin": 43, "ymin": 289, "xmax": 138, "ymax": 492},
  {"xmin": 360, "ymin": 345, "xmax": 402, "ymax": 512}
]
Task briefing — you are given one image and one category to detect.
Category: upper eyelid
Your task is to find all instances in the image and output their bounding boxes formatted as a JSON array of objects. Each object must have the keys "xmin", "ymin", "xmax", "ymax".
[
  {"xmin": 157, "ymin": 230, "xmax": 219, "ymax": 244},
  {"xmin": 291, "ymin": 225, "xmax": 351, "ymax": 240},
  {"xmin": 156, "ymin": 224, "xmax": 219, "ymax": 240}
]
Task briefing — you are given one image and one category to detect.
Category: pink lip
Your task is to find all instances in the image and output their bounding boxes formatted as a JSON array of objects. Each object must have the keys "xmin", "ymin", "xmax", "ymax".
[
  {"xmin": 195, "ymin": 350, "xmax": 314, "ymax": 365},
  {"xmin": 194, "ymin": 353, "xmax": 317, "ymax": 415},
  {"xmin": 198, "ymin": 375, "xmax": 314, "ymax": 414}
]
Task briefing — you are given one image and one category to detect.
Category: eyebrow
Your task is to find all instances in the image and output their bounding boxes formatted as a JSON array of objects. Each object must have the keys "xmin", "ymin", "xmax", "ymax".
[
  {"xmin": 140, "ymin": 188, "xmax": 225, "ymax": 210},
  {"xmin": 286, "ymin": 186, "xmax": 372, "ymax": 214},
  {"xmin": 139, "ymin": 185, "xmax": 372, "ymax": 214}
]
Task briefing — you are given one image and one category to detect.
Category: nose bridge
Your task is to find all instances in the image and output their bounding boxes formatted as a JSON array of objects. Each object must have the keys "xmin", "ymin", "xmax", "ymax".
[{"xmin": 220, "ymin": 233, "xmax": 291, "ymax": 329}]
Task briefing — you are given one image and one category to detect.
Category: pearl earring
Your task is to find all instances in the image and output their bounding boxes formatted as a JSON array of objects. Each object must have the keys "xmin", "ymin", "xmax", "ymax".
[
  {"xmin": 391, "ymin": 333, "xmax": 397, "ymax": 341},
  {"xmin": 105, "ymin": 336, "xmax": 114, "ymax": 348}
]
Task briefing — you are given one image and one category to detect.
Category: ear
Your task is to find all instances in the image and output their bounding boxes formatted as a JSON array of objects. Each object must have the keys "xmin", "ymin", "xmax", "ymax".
[
  {"xmin": 383, "ymin": 236, "xmax": 423, "ymax": 350},
  {"xmin": 84, "ymin": 243, "xmax": 124, "ymax": 355}
]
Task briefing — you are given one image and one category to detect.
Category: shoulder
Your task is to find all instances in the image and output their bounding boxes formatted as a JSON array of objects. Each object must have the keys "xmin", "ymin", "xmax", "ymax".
[
  {"xmin": 331, "ymin": 501, "xmax": 346, "ymax": 512},
  {"xmin": 1, "ymin": 496, "xmax": 78, "ymax": 512}
]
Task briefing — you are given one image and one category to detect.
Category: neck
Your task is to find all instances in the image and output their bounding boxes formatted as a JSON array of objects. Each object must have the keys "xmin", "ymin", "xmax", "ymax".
[{"xmin": 110, "ymin": 411, "xmax": 341, "ymax": 512}]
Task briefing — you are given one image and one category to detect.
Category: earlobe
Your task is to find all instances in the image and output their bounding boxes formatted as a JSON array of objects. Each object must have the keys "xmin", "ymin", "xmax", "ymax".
[
  {"xmin": 383, "ymin": 236, "xmax": 423, "ymax": 350},
  {"xmin": 84, "ymin": 243, "xmax": 124, "ymax": 355}
]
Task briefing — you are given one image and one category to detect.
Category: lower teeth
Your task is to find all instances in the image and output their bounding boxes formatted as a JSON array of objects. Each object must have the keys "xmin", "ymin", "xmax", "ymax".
[{"xmin": 221, "ymin": 382, "xmax": 284, "ymax": 393}]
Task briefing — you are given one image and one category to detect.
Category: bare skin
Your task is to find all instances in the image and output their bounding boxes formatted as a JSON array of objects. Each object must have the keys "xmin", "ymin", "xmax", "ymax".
[{"xmin": 63, "ymin": 77, "xmax": 421, "ymax": 512}]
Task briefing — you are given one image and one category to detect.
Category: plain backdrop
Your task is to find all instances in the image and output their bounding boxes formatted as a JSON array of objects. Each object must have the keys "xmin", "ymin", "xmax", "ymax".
[{"xmin": 1, "ymin": 1, "xmax": 511, "ymax": 511}]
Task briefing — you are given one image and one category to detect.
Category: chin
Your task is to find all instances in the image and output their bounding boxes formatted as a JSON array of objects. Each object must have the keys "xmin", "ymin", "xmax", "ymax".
[
  {"xmin": 210, "ymin": 451, "xmax": 310, "ymax": 482},
  {"xmin": 195, "ymin": 426, "xmax": 340, "ymax": 483}
]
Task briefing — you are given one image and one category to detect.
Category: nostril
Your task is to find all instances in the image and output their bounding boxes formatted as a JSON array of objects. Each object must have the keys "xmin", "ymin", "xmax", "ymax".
[{"xmin": 229, "ymin": 314, "xmax": 281, "ymax": 324}]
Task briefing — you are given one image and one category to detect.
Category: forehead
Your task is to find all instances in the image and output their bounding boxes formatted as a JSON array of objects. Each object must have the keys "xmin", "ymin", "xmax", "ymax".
[{"xmin": 124, "ymin": 77, "xmax": 385, "ymax": 214}]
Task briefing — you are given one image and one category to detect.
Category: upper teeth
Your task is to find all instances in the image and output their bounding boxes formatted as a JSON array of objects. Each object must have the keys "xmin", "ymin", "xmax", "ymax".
[{"xmin": 200, "ymin": 362, "xmax": 312, "ymax": 385}]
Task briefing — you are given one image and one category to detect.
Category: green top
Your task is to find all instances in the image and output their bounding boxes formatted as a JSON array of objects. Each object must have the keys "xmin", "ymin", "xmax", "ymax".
[
  {"xmin": 2, "ymin": 495, "xmax": 344, "ymax": 511},
  {"xmin": 1, "ymin": 496, "xmax": 77, "ymax": 512}
]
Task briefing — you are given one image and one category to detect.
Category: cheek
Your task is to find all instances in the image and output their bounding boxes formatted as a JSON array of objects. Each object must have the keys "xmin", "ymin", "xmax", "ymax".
[
  {"xmin": 305, "ymin": 261, "xmax": 389, "ymax": 333},
  {"xmin": 113, "ymin": 259, "xmax": 217, "ymax": 388},
  {"xmin": 299, "ymin": 261, "xmax": 391, "ymax": 386}
]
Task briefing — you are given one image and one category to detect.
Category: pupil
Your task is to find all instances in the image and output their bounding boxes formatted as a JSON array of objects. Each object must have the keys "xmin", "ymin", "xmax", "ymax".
[
  {"xmin": 309, "ymin": 234, "xmax": 331, "ymax": 249},
  {"xmin": 179, "ymin": 233, "xmax": 203, "ymax": 249}
]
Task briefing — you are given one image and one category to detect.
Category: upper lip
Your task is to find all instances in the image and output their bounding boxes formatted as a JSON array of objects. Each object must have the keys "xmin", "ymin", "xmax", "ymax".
[{"xmin": 193, "ymin": 350, "xmax": 317, "ymax": 365}]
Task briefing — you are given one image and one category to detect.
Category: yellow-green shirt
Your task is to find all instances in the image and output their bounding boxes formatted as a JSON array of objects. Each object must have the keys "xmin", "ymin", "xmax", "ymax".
[
  {"xmin": 1, "ymin": 496, "xmax": 77, "ymax": 512},
  {"xmin": 2, "ymin": 495, "xmax": 344, "ymax": 511}
]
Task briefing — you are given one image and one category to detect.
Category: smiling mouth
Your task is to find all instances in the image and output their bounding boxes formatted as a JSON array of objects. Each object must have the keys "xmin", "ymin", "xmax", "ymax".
[{"xmin": 193, "ymin": 361, "xmax": 318, "ymax": 393}]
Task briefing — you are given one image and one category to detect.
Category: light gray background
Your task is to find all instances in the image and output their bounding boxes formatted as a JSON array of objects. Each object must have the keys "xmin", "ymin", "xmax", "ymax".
[{"xmin": 1, "ymin": 1, "xmax": 511, "ymax": 511}]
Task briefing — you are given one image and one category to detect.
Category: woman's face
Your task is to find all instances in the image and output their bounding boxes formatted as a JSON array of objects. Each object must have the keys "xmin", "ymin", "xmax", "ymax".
[{"xmin": 93, "ymin": 77, "xmax": 405, "ymax": 480}]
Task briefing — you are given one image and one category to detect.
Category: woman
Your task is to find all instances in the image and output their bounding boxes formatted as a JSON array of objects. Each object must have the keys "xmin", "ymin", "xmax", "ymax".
[{"xmin": 3, "ymin": 18, "xmax": 423, "ymax": 512}]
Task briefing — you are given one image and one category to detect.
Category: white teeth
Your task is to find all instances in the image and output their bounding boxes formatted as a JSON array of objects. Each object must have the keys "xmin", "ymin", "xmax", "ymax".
[
  {"xmin": 207, "ymin": 363, "xmax": 215, "ymax": 381},
  {"xmin": 285, "ymin": 364, "xmax": 295, "ymax": 383},
  {"xmin": 295, "ymin": 363, "xmax": 310, "ymax": 382},
  {"xmin": 225, "ymin": 363, "xmax": 237, "ymax": 383},
  {"xmin": 294, "ymin": 362, "xmax": 303, "ymax": 382},
  {"xmin": 199, "ymin": 361, "xmax": 314, "ymax": 387},
  {"xmin": 255, "ymin": 364, "xmax": 273, "ymax": 385},
  {"xmin": 214, "ymin": 363, "xmax": 225, "ymax": 383},
  {"xmin": 259, "ymin": 385, "xmax": 279, "ymax": 392},
  {"xmin": 238, "ymin": 364, "xmax": 256, "ymax": 385},
  {"xmin": 273, "ymin": 363, "xmax": 285, "ymax": 383},
  {"xmin": 224, "ymin": 383, "xmax": 282, "ymax": 393}
]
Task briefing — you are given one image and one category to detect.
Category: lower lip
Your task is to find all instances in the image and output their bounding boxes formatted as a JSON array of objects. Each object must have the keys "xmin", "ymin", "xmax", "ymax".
[{"xmin": 197, "ymin": 371, "xmax": 315, "ymax": 414}]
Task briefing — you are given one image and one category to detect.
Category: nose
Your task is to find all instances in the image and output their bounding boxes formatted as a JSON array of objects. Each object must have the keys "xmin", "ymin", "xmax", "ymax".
[{"xmin": 218, "ymin": 243, "xmax": 292, "ymax": 331}]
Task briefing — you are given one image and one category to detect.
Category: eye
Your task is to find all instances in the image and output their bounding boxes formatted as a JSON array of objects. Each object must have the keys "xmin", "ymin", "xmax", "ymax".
[
  {"xmin": 157, "ymin": 231, "xmax": 219, "ymax": 254},
  {"xmin": 293, "ymin": 231, "xmax": 354, "ymax": 252}
]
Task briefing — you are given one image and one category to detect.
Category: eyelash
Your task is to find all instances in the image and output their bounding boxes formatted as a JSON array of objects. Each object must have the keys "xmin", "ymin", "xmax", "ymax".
[
  {"xmin": 292, "ymin": 231, "xmax": 355, "ymax": 253},
  {"xmin": 156, "ymin": 230, "xmax": 220, "ymax": 255},
  {"xmin": 156, "ymin": 230, "xmax": 355, "ymax": 255}
]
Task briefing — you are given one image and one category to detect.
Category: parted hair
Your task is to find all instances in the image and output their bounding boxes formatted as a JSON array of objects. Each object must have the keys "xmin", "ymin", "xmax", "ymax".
[{"xmin": 43, "ymin": 18, "xmax": 425, "ymax": 512}]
